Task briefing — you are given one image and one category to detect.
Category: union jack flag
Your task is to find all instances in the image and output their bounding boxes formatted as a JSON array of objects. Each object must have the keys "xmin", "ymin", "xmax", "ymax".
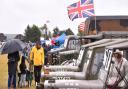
[{"xmin": 67, "ymin": 0, "xmax": 95, "ymax": 21}]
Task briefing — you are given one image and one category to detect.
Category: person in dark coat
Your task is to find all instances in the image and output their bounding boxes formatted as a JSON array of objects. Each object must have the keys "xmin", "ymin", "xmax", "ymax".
[
  {"xmin": 42, "ymin": 43, "xmax": 48, "ymax": 65},
  {"xmin": 8, "ymin": 51, "xmax": 20, "ymax": 89}
]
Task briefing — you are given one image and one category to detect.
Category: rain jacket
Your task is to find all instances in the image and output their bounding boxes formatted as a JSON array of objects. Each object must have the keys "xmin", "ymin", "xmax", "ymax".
[{"xmin": 30, "ymin": 46, "xmax": 44, "ymax": 66}]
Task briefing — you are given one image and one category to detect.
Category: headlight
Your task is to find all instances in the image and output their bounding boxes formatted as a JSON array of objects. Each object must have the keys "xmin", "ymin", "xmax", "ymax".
[{"xmin": 48, "ymin": 78, "xmax": 56, "ymax": 83}]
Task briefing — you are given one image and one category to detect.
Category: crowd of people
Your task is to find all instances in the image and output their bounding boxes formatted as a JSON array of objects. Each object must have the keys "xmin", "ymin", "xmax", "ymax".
[{"xmin": 7, "ymin": 40, "xmax": 51, "ymax": 89}]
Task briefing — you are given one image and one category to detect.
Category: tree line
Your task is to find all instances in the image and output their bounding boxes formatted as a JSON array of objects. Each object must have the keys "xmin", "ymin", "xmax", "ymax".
[
  {"xmin": 0, "ymin": 23, "xmax": 86, "ymax": 42},
  {"xmin": 24, "ymin": 24, "xmax": 74, "ymax": 42}
]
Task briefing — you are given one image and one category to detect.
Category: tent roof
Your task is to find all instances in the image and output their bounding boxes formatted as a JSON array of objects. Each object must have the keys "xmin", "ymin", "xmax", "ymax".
[{"xmin": 55, "ymin": 33, "xmax": 66, "ymax": 43}]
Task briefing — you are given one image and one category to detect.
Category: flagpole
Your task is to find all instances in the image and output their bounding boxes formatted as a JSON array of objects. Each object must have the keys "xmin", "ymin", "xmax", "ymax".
[
  {"xmin": 93, "ymin": 0, "xmax": 98, "ymax": 35},
  {"xmin": 84, "ymin": 20, "xmax": 86, "ymax": 36},
  {"xmin": 86, "ymin": 18, "xmax": 90, "ymax": 35}
]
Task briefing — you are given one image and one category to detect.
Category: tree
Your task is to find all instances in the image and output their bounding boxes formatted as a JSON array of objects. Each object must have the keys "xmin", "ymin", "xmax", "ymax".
[
  {"xmin": 48, "ymin": 31, "xmax": 52, "ymax": 38},
  {"xmin": 40, "ymin": 24, "xmax": 49, "ymax": 39},
  {"xmin": 15, "ymin": 34, "xmax": 24, "ymax": 41},
  {"xmin": 0, "ymin": 33, "xmax": 6, "ymax": 42},
  {"xmin": 53, "ymin": 27, "xmax": 60, "ymax": 37},
  {"xmin": 52, "ymin": 27, "xmax": 74, "ymax": 37},
  {"xmin": 59, "ymin": 30, "xmax": 66, "ymax": 35},
  {"xmin": 65, "ymin": 28, "xmax": 74, "ymax": 35},
  {"xmin": 24, "ymin": 25, "xmax": 41, "ymax": 42},
  {"xmin": 41, "ymin": 24, "xmax": 48, "ymax": 31}
]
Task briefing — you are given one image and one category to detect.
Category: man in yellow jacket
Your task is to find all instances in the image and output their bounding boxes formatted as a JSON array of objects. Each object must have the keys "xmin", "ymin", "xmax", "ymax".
[{"xmin": 30, "ymin": 41, "xmax": 44, "ymax": 86}]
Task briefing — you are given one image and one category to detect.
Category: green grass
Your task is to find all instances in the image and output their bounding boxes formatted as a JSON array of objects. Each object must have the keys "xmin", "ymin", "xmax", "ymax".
[{"xmin": 0, "ymin": 55, "xmax": 35, "ymax": 89}]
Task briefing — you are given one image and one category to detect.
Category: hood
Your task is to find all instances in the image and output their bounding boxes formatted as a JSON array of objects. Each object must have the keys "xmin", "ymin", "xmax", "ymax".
[{"xmin": 48, "ymin": 48, "xmax": 65, "ymax": 53}]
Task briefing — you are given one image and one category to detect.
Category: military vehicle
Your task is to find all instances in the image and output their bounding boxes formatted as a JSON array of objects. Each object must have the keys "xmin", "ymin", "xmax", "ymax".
[
  {"xmin": 48, "ymin": 16, "xmax": 128, "ymax": 65},
  {"xmin": 48, "ymin": 35, "xmax": 79, "ymax": 65},
  {"xmin": 48, "ymin": 35, "xmax": 99, "ymax": 65},
  {"xmin": 42, "ymin": 39, "xmax": 128, "ymax": 80},
  {"xmin": 44, "ymin": 39, "xmax": 114, "ymax": 72},
  {"xmin": 43, "ymin": 41, "xmax": 128, "ymax": 89}
]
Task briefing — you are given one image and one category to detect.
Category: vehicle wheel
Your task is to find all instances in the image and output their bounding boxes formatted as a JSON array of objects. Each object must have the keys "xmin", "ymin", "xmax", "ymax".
[{"xmin": 36, "ymin": 83, "xmax": 44, "ymax": 89}]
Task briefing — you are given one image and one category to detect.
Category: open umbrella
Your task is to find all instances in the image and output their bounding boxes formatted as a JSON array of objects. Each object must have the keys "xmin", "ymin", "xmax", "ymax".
[{"xmin": 0, "ymin": 39, "xmax": 26, "ymax": 54}]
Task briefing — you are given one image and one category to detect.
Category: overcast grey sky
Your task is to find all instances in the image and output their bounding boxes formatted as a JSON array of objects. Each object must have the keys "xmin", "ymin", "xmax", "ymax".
[{"xmin": 0, "ymin": 0, "xmax": 128, "ymax": 34}]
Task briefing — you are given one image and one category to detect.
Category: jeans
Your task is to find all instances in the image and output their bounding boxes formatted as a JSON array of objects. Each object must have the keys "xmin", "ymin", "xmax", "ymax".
[
  {"xmin": 8, "ymin": 74, "xmax": 16, "ymax": 89},
  {"xmin": 34, "ymin": 65, "xmax": 42, "ymax": 83},
  {"xmin": 20, "ymin": 74, "xmax": 26, "ymax": 87}
]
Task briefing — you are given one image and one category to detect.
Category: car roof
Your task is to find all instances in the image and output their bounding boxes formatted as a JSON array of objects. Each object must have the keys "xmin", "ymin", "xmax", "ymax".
[
  {"xmin": 89, "ymin": 39, "xmax": 128, "ymax": 49},
  {"xmin": 106, "ymin": 41, "xmax": 128, "ymax": 49},
  {"xmin": 79, "ymin": 34, "xmax": 103, "ymax": 39},
  {"xmin": 81, "ymin": 39, "xmax": 113, "ymax": 48}
]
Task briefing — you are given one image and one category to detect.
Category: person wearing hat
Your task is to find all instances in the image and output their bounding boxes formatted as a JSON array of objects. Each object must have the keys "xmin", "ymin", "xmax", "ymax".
[
  {"xmin": 107, "ymin": 49, "xmax": 128, "ymax": 89},
  {"xmin": 30, "ymin": 40, "xmax": 44, "ymax": 86}
]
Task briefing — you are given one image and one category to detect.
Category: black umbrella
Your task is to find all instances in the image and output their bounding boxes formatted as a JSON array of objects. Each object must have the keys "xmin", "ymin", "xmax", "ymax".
[{"xmin": 0, "ymin": 39, "xmax": 26, "ymax": 54}]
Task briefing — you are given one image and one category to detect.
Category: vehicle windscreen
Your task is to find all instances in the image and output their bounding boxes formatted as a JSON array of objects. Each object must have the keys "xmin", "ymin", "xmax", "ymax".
[
  {"xmin": 86, "ymin": 49, "xmax": 93, "ymax": 60},
  {"xmin": 63, "ymin": 38, "xmax": 68, "ymax": 48},
  {"xmin": 91, "ymin": 51, "xmax": 104, "ymax": 79},
  {"xmin": 80, "ymin": 49, "xmax": 93, "ymax": 71},
  {"xmin": 68, "ymin": 39, "xmax": 80, "ymax": 50},
  {"xmin": 76, "ymin": 48, "xmax": 85, "ymax": 64}
]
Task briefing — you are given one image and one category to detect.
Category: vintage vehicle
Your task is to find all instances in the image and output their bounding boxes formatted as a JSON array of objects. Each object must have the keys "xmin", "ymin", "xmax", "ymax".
[
  {"xmin": 44, "ymin": 39, "xmax": 114, "ymax": 72},
  {"xmin": 48, "ymin": 35, "xmax": 80, "ymax": 65},
  {"xmin": 42, "ymin": 39, "xmax": 128, "ymax": 79},
  {"xmin": 48, "ymin": 35, "xmax": 100, "ymax": 65},
  {"xmin": 45, "ymin": 31, "xmax": 128, "ymax": 71},
  {"xmin": 43, "ymin": 41, "xmax": 128, "ymax": 89}
]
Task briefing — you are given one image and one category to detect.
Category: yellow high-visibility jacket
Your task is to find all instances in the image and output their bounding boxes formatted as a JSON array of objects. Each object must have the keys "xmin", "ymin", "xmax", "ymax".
[{"xmin": 30, "ymin": 46, "xmax": 44, "ymax": 66}]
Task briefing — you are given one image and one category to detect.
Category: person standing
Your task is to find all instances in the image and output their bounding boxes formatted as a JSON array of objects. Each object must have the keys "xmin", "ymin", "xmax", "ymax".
[
  {"xmin": 42, "ymin": 43, "xmax": 51, "ymax": 65},
  {"xmin": 8, "ymin": 51, "xmax": 20, "ymax": 89},
  {"xmin": 107, "ymin": 49, "xmax": 128, "ymax": 89},
  {"xmin": 19, "ymin": 56, "xmax": 27, "ymax": 88},
  {"xmin": 30, "ymin": 41, "xmax": 44, "ymax": 86}
]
